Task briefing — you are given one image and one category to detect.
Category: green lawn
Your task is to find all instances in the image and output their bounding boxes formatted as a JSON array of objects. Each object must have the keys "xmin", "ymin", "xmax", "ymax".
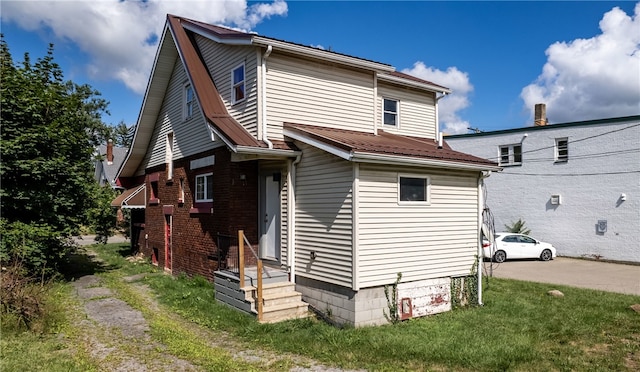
[{"xmin": 2, "ymin": 242, "xmax": 639, "ymax": 371}]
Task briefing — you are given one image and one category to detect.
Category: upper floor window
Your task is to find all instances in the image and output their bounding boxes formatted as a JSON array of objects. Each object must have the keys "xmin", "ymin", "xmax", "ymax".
[
  {"xmin": 195, "ymin": 173, "xmax": 213, "ymax": 203},
  {"xmin": 399, "ymin": 175, "xmax": 430, "ymax": 204},
  {"xmin": 184, "ymin": 83, "xmax": 195, "ymax": 119},
  {"xmin": 499, "ymin": 144, "xmax": 522, "ymax": 166},
  {"xmin": 232, "ymin": 64, "xmax": 245, "ymax": 104},
  {"xmin": 383, "ymin": 98, "xmax": 398, "ymax": 126},
  {"xmin": 555, "ymin": 138, "xmax": 568, "ymax": 162}
]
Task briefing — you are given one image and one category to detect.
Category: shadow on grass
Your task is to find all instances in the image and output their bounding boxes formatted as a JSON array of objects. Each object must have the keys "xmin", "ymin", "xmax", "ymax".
[{"xmin": 59, "ymin": 243, "xmax": 131, "ymax": 281}]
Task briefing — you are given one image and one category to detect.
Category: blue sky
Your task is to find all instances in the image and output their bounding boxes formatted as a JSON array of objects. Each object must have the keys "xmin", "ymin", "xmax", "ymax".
[{"xmin": 2, "ymin": 1, "xmax": 639, "ymax": 134}]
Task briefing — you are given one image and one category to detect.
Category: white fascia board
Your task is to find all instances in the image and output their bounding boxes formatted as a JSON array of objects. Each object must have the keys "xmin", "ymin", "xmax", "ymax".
[
  {"xmin": 181, "ymin": 23, "xmax": 253, "ymax": 45},
  {"xmin": 377, "ymin": 73, "xmax": 452, "ymax": 94},
  {"xmin": 252, "ymin": 36, "xmax": 395, "ymax": 73},
  {"xmin": 353, "ymin": 152, "xmax": 501, "ymax": 172},
  {"xmin": 283, "ymin": 129, "xmax": 353, "ymax": 161},
  {"xmin": 235, "ymin": 146, "xmax": 302, "ymax": 157},
  {"xmin": 208, "ymin": 124, "xmax": 237, "ymax": 151}
]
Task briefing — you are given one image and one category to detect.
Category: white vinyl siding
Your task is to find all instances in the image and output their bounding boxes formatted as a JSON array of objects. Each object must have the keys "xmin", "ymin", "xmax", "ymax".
[
  {"xmin": 377, "ymin": 83, "xmax": 436, "ymax": 139},
  {"xmin": 195, "ymin": 35, "xmax": 259, "ymax": 137},
  {"xmin": 142, "ymin": 57, "xmax": 220, "ymax": 171},
  {"xmin": 265, "ymin": 54, "xmax": 375, "ymax": 139},
  {"xmin": 357, "ymin": 164, "xmax": 479, "ymax": 288},
  {"xmin": 295, "ymin": 143, "xmax": 354, "ymax": 287}
]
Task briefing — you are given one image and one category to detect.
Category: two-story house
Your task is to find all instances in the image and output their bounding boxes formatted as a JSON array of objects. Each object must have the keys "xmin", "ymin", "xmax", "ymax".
[
  {"xmin": 116, "ymin": 15, "xmax": 499, "ymax": 326},
  {"xmin": 447, "ymin": 104, "xmax": 639, "ymax": 264}
]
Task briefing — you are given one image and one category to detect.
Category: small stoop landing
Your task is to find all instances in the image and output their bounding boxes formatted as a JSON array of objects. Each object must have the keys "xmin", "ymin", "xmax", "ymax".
[{"xmin": 214, "ymin": 268, "xmax": 309, "ymax": 323}]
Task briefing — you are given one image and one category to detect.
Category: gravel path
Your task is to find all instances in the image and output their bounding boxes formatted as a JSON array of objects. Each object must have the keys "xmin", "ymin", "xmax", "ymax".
[{"xmin": 70, "ymin": 245, "xmax": 365, "ymax": 371}]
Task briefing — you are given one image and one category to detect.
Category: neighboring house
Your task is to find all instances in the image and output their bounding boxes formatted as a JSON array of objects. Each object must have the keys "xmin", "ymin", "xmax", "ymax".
[
  {"xmin": 116, "ymin": 14, "xmax": 499, "ymax": 326},
  {"xmin": 94, "ymin": 139, "xmax": 128, "ymax": 189},
  {"xmin": 447, "ymin": 104, "xmax": 640, "ymax": 264}
]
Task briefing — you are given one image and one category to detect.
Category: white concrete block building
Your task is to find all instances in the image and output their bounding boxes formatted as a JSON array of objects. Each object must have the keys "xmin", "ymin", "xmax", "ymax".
[{"xmin": 447, "ymin": 106, "xmax": 640, "ymax": 263}]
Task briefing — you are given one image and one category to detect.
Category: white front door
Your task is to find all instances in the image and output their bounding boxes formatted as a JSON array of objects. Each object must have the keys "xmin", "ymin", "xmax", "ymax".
[{"xmin": 260, "ymin": 173, "xmax": 281, "ymax": 261}]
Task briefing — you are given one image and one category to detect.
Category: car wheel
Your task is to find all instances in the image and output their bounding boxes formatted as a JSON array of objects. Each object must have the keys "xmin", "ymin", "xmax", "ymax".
[
  {"xmin": 493, "ymin": 250, "xmax": 506, "ymax": 263},
  {"xmin": 540, "ymin": 249, "xmax": 552, "ymax": 261}
]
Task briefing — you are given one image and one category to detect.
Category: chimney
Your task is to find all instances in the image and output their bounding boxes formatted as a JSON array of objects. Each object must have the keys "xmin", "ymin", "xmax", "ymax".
[
  {"xmin": 107, "ymin": 139, "xmax": 114, "ymax": 165},
  {"xmin": 534, "ymin": 103, "xmax": 547, "ymax": 126}
]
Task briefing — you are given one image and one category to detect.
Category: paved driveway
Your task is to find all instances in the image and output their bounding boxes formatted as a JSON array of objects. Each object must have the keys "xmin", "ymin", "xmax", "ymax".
[{"xmin": 484, "ymin": 257, "xmax": 640, "ymax": 296}]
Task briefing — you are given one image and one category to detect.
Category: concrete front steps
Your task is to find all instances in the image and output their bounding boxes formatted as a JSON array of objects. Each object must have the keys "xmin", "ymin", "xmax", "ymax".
[{"xmin": 214, "ymin": 269, "xmax": 309, "ymax": 323}]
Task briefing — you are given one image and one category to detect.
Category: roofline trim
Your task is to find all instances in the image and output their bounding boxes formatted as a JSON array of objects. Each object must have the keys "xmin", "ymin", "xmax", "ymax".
[
  {"xmin": 353, "ymin": 152, "xmax": 502, "ymax": 172},
  {"xmin": 252, "ymin": 36, "xmax": 396, "ymax": 73},
  {"xmin": 283, "ymin": 128, "xmax": 353, "ymax": 160},
  {"xmin": 447, "ymin": 115, "xmax": 640, "ymax": 139},
  {"xmin": 378, "ymin": 73, "xmax": 452, "ymax": 94},
  {"xmin": 181, "ymin": 22, "xmax": 253, "ymax": 45},
  {"xmin": 235, "ymin": 146, "xmax": 302, "ymax": 157}
]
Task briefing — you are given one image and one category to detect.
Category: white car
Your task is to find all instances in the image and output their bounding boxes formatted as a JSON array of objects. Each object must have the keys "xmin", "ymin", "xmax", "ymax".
[{"xmin": 483, "ymin": 233, "xmax": 556, "ymax": 263}]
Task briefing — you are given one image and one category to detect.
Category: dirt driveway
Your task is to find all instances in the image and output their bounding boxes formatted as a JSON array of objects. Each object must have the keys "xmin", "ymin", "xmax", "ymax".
[{"xmin": 484, "ymin": 257, "xmax": 640, "ymax": 296}]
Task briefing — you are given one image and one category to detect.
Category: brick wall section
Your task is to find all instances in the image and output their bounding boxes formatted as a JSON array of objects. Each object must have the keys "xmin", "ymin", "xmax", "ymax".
[{"xmin": 143, "ymin": 147, "xmax": 259, "ymax": 280}]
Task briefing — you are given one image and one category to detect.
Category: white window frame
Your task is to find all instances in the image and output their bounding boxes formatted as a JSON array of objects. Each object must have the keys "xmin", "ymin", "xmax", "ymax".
[
  {"xmin": 555, "ymin": 137, "xmax": 568, "ymax": 162},
  {"xmin": 382, "ymin": 98, "xmax": 399, "ymax": 127},
  {"xmin": 195, "ymin": 173, "xmax": 213, "ymax": 203},
  {"xmin": 498, "ymin": 144, "xmax": 522, "ymax": 166},
  {"xmin": 166, "ymin": 132, "xmax": 174, "ymax": 180},
  {"xmin": 183, "ymin": 83, "xmax": 195, "ymax": 120},
  {"xmin": 231, "ymin": 63, "xmax": 245, "ymax": 104},
  {"xmin": 398, "ymin": 174, "xmax": 430, "ymax": 205}
]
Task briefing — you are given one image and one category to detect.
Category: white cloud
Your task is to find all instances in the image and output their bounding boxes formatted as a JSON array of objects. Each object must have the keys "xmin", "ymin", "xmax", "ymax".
[
  {"xmin": 521, "ymin": 3, "xmax": 640, "ymax": 124},
  {"xmin": 1, "ymin": 0, "xmax": 288, "ymax": 94},
  {"xmin": 402, "ymin": 62, "xmax": 474, "ymax": 134}
]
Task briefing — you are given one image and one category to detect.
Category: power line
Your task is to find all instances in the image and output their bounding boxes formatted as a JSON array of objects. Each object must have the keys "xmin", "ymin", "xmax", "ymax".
[
  {"xmin": 500, "ymin": 170, "xmax": 640, "ymax": 177},
  {"xmin": 483, "ymin": 123, "xmax": 640, "ymax": 161}
]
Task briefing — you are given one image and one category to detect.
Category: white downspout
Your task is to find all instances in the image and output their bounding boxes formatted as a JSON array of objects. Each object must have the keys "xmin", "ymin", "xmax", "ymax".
[
  {"xmin": 261, "ymin": 45, "xmax": 273, "ymax": 149},
  {"xmin": 477, "ymin": 171, "xmax": 491, "ymax": 306},
  {"xmin": 287, "ymin": 154, "xmax": 302, "ymax": 283}
]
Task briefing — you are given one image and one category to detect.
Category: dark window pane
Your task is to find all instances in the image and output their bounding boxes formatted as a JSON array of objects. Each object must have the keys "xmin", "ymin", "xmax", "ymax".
[
  {"xmin": 400, "ymin": 177, "xmax": 426, "ymax": 201},
  {"xmin": 384, "ymin": 112, "xmax": 396, "ymax": 125},
  {"xmin": 233, "ymin": 66, "xmax": 244, "ymax": 83},
  {"xmin": 384, "ymin": 99, "xmax": 397, "ymax": 112},
  {"xmin": 514, "ymin": 145, "xmax": 522, "ymax": 163}
]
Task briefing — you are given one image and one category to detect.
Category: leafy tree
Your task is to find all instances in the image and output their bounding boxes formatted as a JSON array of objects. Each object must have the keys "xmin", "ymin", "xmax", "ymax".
[
  {"xmin": 108, "ymin": 120, "xmax": 134, "ymax": 148},
  {"xmin": 504, "ymin": 218, "xmax": 531, "ymax": 235},
  {"xmin": 0, "ymin": 36, "xmax": 109, "ymax": 274},
  {"xmin": 86, "ymin": 184, "xmax": 118, "ymax": 244}
]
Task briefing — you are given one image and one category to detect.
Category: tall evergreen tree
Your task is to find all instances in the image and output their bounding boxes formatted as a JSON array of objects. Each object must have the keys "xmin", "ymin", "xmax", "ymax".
[{"xmin": 0, "ymin": 36, "xmax": 110, "ymax": 273}]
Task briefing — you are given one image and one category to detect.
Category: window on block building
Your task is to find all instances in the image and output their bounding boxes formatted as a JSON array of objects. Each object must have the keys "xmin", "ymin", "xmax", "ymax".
[
  {"xmin": 555, "ymin": 138, "xmax": 568, "ymax": 162},
  {"xmin": 499, "ymin": 144, "xmax": 522, "ymax": 166}
]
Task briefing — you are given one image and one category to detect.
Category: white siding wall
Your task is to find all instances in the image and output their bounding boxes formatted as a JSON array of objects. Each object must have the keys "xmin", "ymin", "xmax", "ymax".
[
  {"xmin": 377, "ymin": 83, "xmax": 437, "ymax": 139},
  {"xmin": 196, "ymin": 36, "xmax": 259, "ymax": 137},
  {"xmin": 447, "ymin": 119, "xmax": 640, "ymax": 263},
  {"xmin": 357, "ymin": 164, "xmax": 479, "ymax": 288},
  {"xmin": 295, "ymin": 143, "xmax": 354, "ymax": 287},
  {"xmin": 140, "ymin": 56, "xmax": 221, "ymax": 171},
  {"xmin": 265, "ymin": 54, "xmax": 375, "ymax": 139}
]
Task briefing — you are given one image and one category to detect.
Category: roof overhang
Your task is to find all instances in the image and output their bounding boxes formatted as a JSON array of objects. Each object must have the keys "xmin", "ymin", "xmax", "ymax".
[
  {"xmin": 377, "ymin": 73, "xmax": 452, "ymax": 94},
  {"xmin": 111, "ymin": 184, "xmax": 146, "ymax": 209}
]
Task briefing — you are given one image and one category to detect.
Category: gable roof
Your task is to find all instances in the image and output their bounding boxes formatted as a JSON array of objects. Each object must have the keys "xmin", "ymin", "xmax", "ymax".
[
  {"xmin": 118, "ymin": 14, "xmax": 454, "ymax": 178},
  {"xmin": 95, "ymin": 144, "xmax": 128, "ymax": 187},
  {"xmin": 283, "ymin": 123, "xmax": 499, "ymax": 171}
]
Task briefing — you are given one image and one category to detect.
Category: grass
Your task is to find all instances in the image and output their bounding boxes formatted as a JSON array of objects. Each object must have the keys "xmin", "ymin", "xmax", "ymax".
[{"xmin": 3, "ymin": 242, "xmax": 639, "ymax": 371}]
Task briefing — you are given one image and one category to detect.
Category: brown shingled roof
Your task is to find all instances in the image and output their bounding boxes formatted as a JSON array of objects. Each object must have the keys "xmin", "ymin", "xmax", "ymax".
[
  {"xmin": 387, "ymin": 71, "xmax": 449, "ymax": 91},
  {"xmin": 167, "ymin": 15, "xmax": 264, "ymax": 148},
  {"xmin": 284, "ymin": 123, "xmax": 497, "ymax": 168}
]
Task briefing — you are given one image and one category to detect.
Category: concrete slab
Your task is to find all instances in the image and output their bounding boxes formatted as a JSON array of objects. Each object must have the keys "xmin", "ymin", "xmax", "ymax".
[{"xmin": 483, "ymin": 257, "xmax": 640, "ymax": 296}]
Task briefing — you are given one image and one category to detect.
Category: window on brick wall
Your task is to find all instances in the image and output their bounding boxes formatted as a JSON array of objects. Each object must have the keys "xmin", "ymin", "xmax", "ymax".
[
  {"xmin": 166, "ymin": 132, "xmax": 174, "ymax": 181},
  {"xmin": 149, "ymin": 172, "xmax": 160, "ymax": 205},
  {"xmin": 190, "ymin": 172, "xmax": 213, "ymax": 214},
  {"xmin": 499, "ymin": 144, "xmax": 522, "ymax": 166}
]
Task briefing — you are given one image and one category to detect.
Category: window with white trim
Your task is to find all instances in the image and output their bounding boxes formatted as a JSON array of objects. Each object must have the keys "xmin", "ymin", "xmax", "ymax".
[
  {"xmin": 195, "ymin": 173, "xmax": 213, "ymax": 202},
  {"xmin": 184, "ymin": 83, "xmax": 195, "ymax": 119},
  {"xmin": 555, "ymin": 138, "xmax": 568, "ymax": 162},
  {"xmin": 231, "ymin": 64, "xmax": 245, "ymax": 104},
  {"xmin": 399, "ymin": 175, "xmax": 430, "ymax": 203},
  {"xmin": 383, "ymin": 98, "xmax": 398, "ymax": 126},
  {"xmin": 499, "ymin": 144, "xmax": 522, "ymax": 166}
]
